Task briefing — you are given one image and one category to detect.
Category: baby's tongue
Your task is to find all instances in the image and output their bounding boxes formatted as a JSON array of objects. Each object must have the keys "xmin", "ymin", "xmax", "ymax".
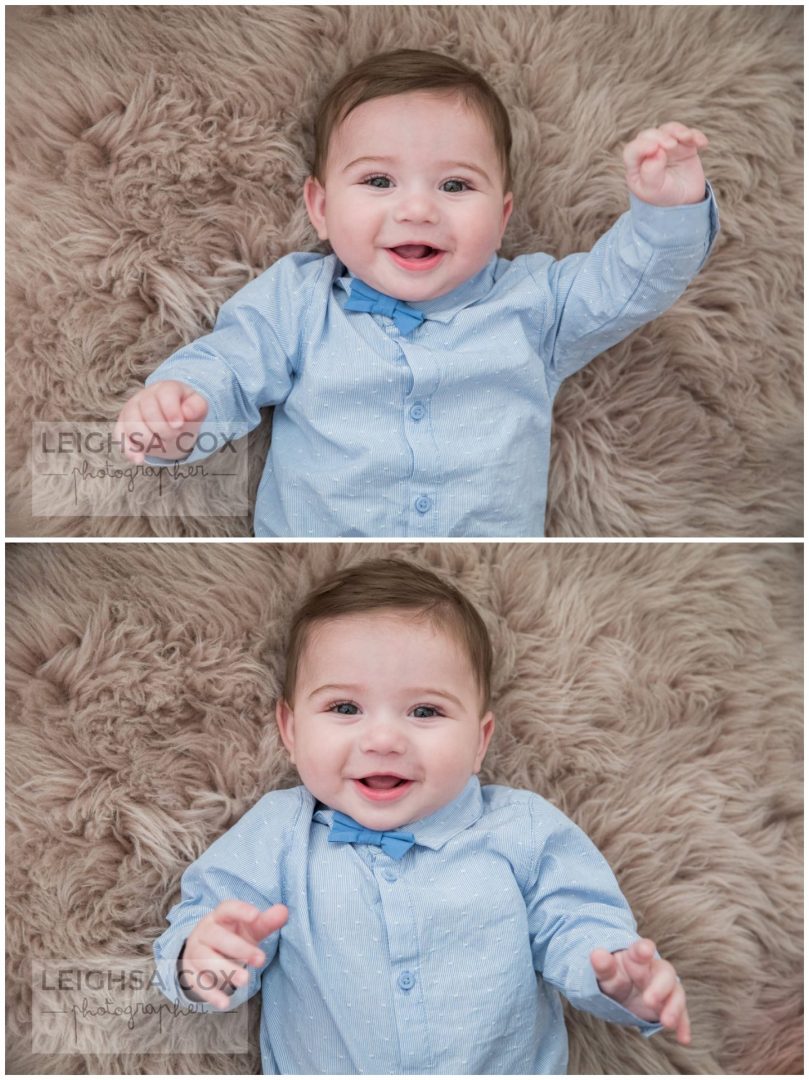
[
  {"xmin": 363, "ymin": 775, "xmax": 403, "ymax": 790},
  {"xmin": 393, "ymin": 244, "xmax": 431, "ymax": 259}
]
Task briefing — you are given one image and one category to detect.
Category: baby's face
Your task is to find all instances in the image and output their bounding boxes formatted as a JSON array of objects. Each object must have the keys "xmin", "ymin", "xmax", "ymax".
[
  {"xmin": 304, "ymin": 91, "xmax": 513, "ymax": 303},
  {"xmin": 276, "ymin": 610, "xmax": 494, "ymax": 830}
]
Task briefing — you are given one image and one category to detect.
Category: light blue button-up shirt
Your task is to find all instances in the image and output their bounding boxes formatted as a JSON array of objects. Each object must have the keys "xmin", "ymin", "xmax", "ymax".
[
  {"xmin": 146, "ymin": 186, "xmax": 718, "ymax": 536},
  {"xmin": 153, "ymin": 777, "xmax": 662, "ymax": 1074}
]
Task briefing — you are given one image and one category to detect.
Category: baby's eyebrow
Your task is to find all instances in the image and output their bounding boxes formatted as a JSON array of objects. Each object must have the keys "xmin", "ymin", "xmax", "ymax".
[
  {"xmin": 341, "ymin": 155, "xmax": 397, "ymax": 173},
  {"xmin": 408, "ymin": 688, "xmax": 465, "ymax": 709},
  {"xmin": 307, "ymin": 683, "xmax": 465, "ymax": 709},
  {"xmin": 308, "ymin": 683, "xmax": 361, "ymax": 698},
  {"xmin": 434, "ymin": 160, "xmax": 492, "ymax": 181},
  {"xmin": 342, "ymin": 154, "xmax": 491, "ymax": 181}
]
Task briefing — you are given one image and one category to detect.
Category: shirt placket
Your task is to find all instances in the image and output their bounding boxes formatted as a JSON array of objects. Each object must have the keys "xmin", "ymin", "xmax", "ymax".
[
  {"xmin": 370, "ymin": 848, "xmax": 434, "ymax": 1073},
  {"xmin": 395, "ymin": 336, "xmax": 443, "ymax": 536}
]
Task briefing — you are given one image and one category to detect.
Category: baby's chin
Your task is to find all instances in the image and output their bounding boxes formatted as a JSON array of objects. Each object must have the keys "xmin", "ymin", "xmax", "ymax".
[
  {"xmin": 340, "ymin": 253, "xmax": 469, "ymax": 304},
  {"xmin": 376, "ymin": 255, "xmax": 498, "ymax": 304},
  {"xmin": 366, "ymin": 270, "xmax": 460, "ymax": 305},
  {"xmin": 340, "ymin": 266, "xmax": 423, "ymax": 300}
]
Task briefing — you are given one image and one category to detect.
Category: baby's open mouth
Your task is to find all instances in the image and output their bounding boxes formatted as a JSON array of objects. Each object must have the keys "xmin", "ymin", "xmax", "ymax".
[
  {"xmin": 389, "ymin": 244, "xmax": 441, "ymax": 260},
  {"xmin": 358, "ymin": 775, "xmax": 408, "ymax": 790}
]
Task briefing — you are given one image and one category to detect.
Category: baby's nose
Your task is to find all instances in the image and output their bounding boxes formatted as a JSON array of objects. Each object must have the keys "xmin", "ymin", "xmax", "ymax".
[
  {"xmin": 358, "ymin": 719, "xmax": 407, "ymax": 754},
  {"xmin": 393, "ymin": 190, "xmax": 440, "ymax": 225}
]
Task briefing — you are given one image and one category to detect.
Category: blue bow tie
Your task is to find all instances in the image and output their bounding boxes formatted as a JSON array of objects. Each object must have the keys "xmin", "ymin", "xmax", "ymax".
[
  {"xmin": 328, "ymin": 810, "xmax": 416, "ymax": 860},
  {"xmin": 344, "ymin": 278, "xmax": 425, "ymax": 336}
]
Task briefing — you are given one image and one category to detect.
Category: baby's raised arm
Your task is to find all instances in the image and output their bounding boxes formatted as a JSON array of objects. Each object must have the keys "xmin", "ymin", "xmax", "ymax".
[
  {"xmin": 532, "ymin": 122, "xmax": 717, "ymax": 386},
  {"xmin": 180, "ymin": 900, "xmax": 288, "ymax": 1009}
]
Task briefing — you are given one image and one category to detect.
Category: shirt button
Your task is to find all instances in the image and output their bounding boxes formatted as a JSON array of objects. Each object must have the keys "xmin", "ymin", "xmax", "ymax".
[
  {"xmin": 414, "ymin": 496, "xmax": 432, "ymax": 514},
  {"xmin": 382, "ymin": 868, "xmax": 397, "ymax": 882},
  {"xmin": 397, "ymin": 971, "xmax": 415, "ymax": 991},
  {"xmin": 409, "ymin": 402, "xmax": 426, "ymax": 421}
]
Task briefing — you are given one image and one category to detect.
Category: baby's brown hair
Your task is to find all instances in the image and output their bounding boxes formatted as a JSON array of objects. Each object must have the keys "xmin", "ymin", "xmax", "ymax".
[
  {"xmin": 283, "ymin": 557, "xmax": 493, "ymax": 711},
  {"xmin": 311, "ymin": 48, "xmax": 513, "ymax": 191}
]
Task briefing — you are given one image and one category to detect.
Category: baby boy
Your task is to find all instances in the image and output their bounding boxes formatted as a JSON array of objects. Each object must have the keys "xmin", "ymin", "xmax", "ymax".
[
  {"xmin": 116, "ymin": 48, "xmax": 718, "ymax": 538},
  {"xmin": 153, "ymin": 557, "xmax": 690, "ymax": 1073}
]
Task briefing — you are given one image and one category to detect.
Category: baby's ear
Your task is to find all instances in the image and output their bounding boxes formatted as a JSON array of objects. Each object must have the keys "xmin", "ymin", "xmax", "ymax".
[
  {"xmin": 500, "ymin": 192, "xmax": 514, "ymax": 237},
  {"xmin": 303, "ymin": 176, "xmax": 329, "ymax": 240},
  {"xmin": 474, "ymin": 711, "xmax": 495, "ymax": 771},
  {"xmin": 275, "ymin": 699, "xmax": 296, "ymax": 761}
]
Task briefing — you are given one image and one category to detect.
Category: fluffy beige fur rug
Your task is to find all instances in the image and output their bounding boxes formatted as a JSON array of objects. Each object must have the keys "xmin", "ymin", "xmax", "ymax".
[
  {"xmin": 5, "ymin": 541, "xmax": 802, "ymax": 1074},
  {"xmin": 5, "ymin": 5, "xmax": 803, "ymax": 537}
]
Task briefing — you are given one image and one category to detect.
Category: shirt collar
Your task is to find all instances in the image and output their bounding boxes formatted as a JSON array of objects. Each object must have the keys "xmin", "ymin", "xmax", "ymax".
[
  {"xmin": 334, "ymin": 256, "xmax": 498, "ymax": 326},
  {"xmin": 311, "ymin": 775, "xmax": 484, "ymax": 851}
]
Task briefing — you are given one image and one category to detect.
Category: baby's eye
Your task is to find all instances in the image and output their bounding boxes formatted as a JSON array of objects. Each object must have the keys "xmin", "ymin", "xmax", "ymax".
[
  {"xmin": 412, "ymin": 705, "xmax": 441, "ymax": 719},
  {"xmin": 329, "ymin": 702, "xmax": 360, "ymax": 715},
  {"xmin": 440, "ymin": 179, "xmax": 470, "ymax": 193},
  {"xmin": 363, "ymin": 175, "xmax": 393, "ymax": 189}
]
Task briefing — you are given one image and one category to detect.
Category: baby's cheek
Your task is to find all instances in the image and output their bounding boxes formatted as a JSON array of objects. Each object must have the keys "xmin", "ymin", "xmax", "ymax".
[
  {"xmin": 426, "ymin": 745, "xmax": 475, "ymax": 786},
  {"xmin": 292, "ymin": 745, "xmax": 337, "ymax": 791}
]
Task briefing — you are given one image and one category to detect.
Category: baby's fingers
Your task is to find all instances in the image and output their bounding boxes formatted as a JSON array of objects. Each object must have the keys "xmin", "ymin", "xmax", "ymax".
[
  {"xmin": 212, "ymin": 899, "xmax": 266, "ymax": 923},
  {"xmin": 180, "ymin": 945, "xmax": 246, "ymax": 1010},
  {"xmin": 182, "ymin": 965, "xmax": 243, "ymax": 1011},
  {"xmin": 181, "ymin": 390, "xmax": 209, "ymax": 422},
  {"xmin": 248, "ymin": 904, "xmax": 289, "ymax": 943},
  {"xmin": 636, "ymin": 127, "xmax": 679, "ymax": 153},
  {"xmin": 154, "ymin": 381, "xmax": 188, "ymax": 429},
  {"xmin": 642, "ymin": 958, "xmax": 678, "ymax": 1011},
  {"xmin": 623, "ymin": 125, "xmax": 707, "ymax": 176},
  {"xmin": 590, "ymin": 948, "xmax": 632, "ymax": 1000},
  {"xmin": 200, "ymin": 923, "xmax": 266, "ymax": 968},
  {"xmin": 623, "ymin": 129, "xmax": 675, "ymax": 172},
  {"xmin": 657, "ymin": 121, "xmax": 709, "ymax": 148},
  {"xmin": 619, "ymin": 937, "xmax": 658, "ymax": 986},
  {"xmin": 115, "ymin": 399, "xmax": 149, "ymax": 464},
  {"xmin": 139, "ymin": 391, "xmax": 178, "ymax": 451},
  {"xmin": 659, "ymin": 982, "xmax": 690, "ymax": 1045},
  {"xmin": 676, "ymin": 1004, "xmax": 691, "ymax": 1045}
]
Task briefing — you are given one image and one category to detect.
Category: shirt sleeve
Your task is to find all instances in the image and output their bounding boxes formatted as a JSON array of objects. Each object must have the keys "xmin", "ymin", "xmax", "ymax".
[
  {"xmin": 152, "ymin": 789, "xmax": 301, "ymax": 1011},
  {"xmin": 521, "ymin": 797, "xmax": 663, "ymax": 1037},
  {"xmin": 529, "ymin": 181, "xmax": 719, "ymax": 387},
  {"xmin": 143, "ymin": 252, "xmax": 323, "ymax": 465}
]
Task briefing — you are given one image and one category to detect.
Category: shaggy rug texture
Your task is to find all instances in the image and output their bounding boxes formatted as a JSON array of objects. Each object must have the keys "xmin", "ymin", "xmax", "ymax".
[
  {"xmin": 5, "ymin": 5, "xmax": 804, "ymax": 537},
  {"xmin": 5, "ymin": 541, "xmax": 803, "ymax": 1074}
]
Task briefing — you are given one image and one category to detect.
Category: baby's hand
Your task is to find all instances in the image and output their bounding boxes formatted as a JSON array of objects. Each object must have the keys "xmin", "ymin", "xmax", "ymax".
[
  {"xmin": 113, "ymin": 380, "xmax": 209, "ymax": 464},
  {"xmin": 590, "ymin": 938, "xmax": 690, "ymax": 1045},
  {"xmin": 181, "ymin": 900, "xmax": 288, "ymax": 1010},
  {"xmin": 623, "ymin": 122, "xmax": 708, "ymax": 207}
]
